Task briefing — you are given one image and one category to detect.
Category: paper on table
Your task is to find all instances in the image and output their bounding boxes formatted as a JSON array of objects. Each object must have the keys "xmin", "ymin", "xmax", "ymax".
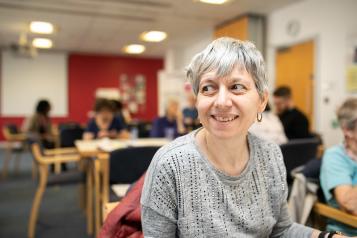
[
  {"xmin": 111, "ymin": 184, "xmax": 131, "ymax": 198},
  {"xmin": 97, "ymin": 138, "xmax": 127, "ymax": 152}
]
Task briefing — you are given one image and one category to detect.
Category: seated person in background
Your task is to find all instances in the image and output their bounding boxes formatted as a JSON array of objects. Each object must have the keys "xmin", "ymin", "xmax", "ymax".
[
  {"xmin": 24, "ymin": 99, "xmax": 56, "ymax": 149},
  {"xmin": 111, "ymin": 99, "xmax": 132, "ymax": 126},
  {"xmin": 320, "ymin": 98, "xmax": 357, "ymax": 236},
  {"xmin": 182, "ymin": 93, "xmax": 200, "ymax": 132},
  {"xmin": 273, "ymin": 86, "xmax": 311, "ymax": 139},
  {"xmin": 150, "ymin": 98, "xmax": 186, "ymax": 139},
  {"xmin": 249, "ymin": 103, "xmax": 288, "ymax": 145},
  {"xmin": 83, "ymin": 98, "xmax": 130, "ymax": 140}
]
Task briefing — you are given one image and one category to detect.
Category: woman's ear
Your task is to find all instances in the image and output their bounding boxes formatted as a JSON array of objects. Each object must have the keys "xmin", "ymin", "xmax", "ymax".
[
  {"xmin": 258, "ymin": 91, "xmax": 269, "ymax": 113},
  {"xmin": 184, "ymin": 82, "xmax": 193, "ymax": 92}
]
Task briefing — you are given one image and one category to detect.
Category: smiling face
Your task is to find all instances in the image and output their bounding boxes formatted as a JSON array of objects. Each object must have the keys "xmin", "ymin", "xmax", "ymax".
[{"xmin": 196, "ymin": 65, "xmax": 267, "ymax": 139}]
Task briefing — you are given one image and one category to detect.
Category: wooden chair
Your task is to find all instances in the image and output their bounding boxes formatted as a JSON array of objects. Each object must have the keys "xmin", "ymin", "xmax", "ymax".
[
  {"xmin": 28, "ymin": 143, "xmax": 85, "ymax": 238},
  {"xmin": 313, "ymin": 202, "xmax": 357, "ymax": 229},
  {"xmin": 2, "ymin": 124, "xmax": 28, "ymax": 179},
  {"xmin": 94, "ymin": 146, "xmax": 160, "ymax": 236}
]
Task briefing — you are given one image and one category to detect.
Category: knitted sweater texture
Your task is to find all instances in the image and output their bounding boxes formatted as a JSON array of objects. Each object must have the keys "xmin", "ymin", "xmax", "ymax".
[{"xmin": 141, "ymin": 130, "xmax": 313, "ymax": 238}]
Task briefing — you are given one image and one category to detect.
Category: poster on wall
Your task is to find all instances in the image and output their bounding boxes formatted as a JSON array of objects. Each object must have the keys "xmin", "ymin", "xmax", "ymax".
[
  {"xmin": 346, "ymin": 33, "xmax": 357, "ymax": 92},
  {"xmin": 119, "ymin": 74, "xmax": 146, "ymax": 114},
  {"xmin": 95, "ymin": 88, "xmax": 120, "ymax": 100}
]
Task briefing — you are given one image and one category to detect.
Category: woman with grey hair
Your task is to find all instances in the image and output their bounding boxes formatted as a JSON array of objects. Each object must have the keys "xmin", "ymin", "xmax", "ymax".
[
  {"xmin": 320, "ymin": 98, "xmax": 357, "ymax": 236},
  {"xmin": 141, "ymin": 37, "xmax": 349, "ymax": 237}
]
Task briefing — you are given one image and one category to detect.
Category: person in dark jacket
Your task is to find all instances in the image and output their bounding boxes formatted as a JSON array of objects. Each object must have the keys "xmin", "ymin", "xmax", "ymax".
[
  {"xmin": 273, "ymin": 86, "xmax": 311, "ymax": 139},
  {"xmin": 83, "ymin": 98, "xmax": 130, "ymax": 140}
]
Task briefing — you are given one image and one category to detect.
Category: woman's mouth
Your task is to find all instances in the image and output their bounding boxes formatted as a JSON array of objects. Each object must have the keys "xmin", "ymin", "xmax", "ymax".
[{"xmin": 211, "ymin": 115, "xmax": 239, "ymax": 122}]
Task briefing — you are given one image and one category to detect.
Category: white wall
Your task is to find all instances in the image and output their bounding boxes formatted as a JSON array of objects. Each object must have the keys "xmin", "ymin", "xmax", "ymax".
[
  {"xmin": 165, "ymin": 29, "xmax": 213, "ymax": 72},
  {"xmin": 1, "ymin": 50, "xmax": 68, "ymax": 117},
  {"xmin": 159, "ymin": 29, "xmax": 213, "ymax": 114},
  {"xmin": 267, "ymin": 0, "xmax": 357, "ymax": 147}
]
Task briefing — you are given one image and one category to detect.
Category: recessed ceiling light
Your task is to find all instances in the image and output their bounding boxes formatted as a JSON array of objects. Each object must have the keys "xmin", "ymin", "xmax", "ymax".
[
  {"xmin": 123, "ymin": 44, "xmax": 145, "ymax": 54},
  {"xmin": 32, "ymin": 38, "xmax": 53, "ymax": 49},
  {"xmin": 199, "ymin": 0, "xmax": 228, "ymax": 4},
  {"xmin": 140, "ymin": 31, "xmax": 167, "ymax": 42},
  {"xmin": 30, "ymin": 21, "xmax": 54, "ymax": 34}
]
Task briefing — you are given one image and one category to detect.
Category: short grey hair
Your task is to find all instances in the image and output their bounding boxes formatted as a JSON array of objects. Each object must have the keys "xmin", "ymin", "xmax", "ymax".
[
  {"xmin": 337, "ymin": 97, "xmax": 357, "ymax": 130},
  {"xmin": 186, "ymin": 37, "xmax": 268, "ymax": 99}
]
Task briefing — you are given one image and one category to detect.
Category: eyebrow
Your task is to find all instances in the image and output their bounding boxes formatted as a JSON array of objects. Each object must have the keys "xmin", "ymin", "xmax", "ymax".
[{"xmin": 200, "ymin": 75, "xmax": 251, "ymax": 86}]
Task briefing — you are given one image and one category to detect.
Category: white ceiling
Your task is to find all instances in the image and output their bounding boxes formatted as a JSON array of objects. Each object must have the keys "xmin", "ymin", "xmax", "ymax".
[{"xmin": 0, "ymin": 0, "xmax": 301, "ymax": 57}]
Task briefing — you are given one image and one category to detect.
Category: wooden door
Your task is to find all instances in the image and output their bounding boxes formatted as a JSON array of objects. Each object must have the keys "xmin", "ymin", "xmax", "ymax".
[
  {"xmin": 275, "ymin": 40, "xmax": 315, "ymax": 129},
  {"xmin": 214, "ymin": 17, "xmax": 248, "ymax": 40}
]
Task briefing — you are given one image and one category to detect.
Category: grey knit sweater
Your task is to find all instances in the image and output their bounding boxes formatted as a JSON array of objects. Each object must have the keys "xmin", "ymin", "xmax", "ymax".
[{"xmin": 141, "ymin": 130, "xmax": 314, "ymax": 238}]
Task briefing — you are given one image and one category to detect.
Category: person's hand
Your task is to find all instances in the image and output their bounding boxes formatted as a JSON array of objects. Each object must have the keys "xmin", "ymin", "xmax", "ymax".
[
  {"xmin": 184, "ymin": 117, "xmax": 193, "ymax": 125},
  {"xmin": 98, "ymin": 130, "xmax": 110, "ymax": 138},
  {"xmin": 330, "ymin": 234, "xmax": 357, "ymax": 238},
  {"xmin": 108, "ymin": 129, "xmax": 118, "ymax": 139},
  {"xmin": 83, "ymin": 132, "xmax": 94, "ymax": 140}
]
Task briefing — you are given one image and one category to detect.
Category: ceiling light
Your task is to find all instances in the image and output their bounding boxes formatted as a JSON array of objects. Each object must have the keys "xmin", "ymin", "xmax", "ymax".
[
  {"xmin": 199, "ymin": 0, "xmax": 228, "ymax": 4},
  {"xmin": 140, "ymin": 31, "xmax": 167, "ymax": 42},
  {"xmin": 30, "ymin": 21, "xmax": 54, "ymax": 34},
  {"xmin": 123, "ymin": 44, "xmax": 145, "ymax": 54},
  {"xmin": 32, "ymin": 38, "xmax": 53, "ymax": 49}
]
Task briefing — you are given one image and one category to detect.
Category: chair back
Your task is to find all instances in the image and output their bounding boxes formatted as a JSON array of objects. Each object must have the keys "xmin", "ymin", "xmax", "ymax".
[
  {"xmin": 3, "ymin": 124, "xmax": 19, "ymax": 140},
  {"xmin": 280, "ymin": 137, "xmax": 320, "ymax": 183},
  {"xmin": 109, "ymin": 146, "xmax": 160, "ymax": 184},
  {"xmin": 59, "ymin": 123, "xmax": 84, "ymax": 147}
]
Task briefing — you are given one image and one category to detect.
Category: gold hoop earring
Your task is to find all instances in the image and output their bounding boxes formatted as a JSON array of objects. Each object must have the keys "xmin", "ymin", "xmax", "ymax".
[{"xmin": 257, "ymin": 112, "xmax": 263, "ymax": 122}]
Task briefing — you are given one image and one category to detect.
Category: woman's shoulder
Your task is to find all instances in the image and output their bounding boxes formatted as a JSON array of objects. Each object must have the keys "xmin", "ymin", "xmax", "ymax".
[
  {"xmin": 323, "ymin": 144, "xmax": 356, "ymax": 166},
  {"xmin": 324, "ymin": 144, "xmax": 344, "ymax": 156},
  {"xmin": 248, "ymin": 132, "xmax": 281, "ymax": 153},
  {"xmin": 143, "ymin": 133, "xmax": 198, "ymax": 196},
  {"xmin": 152, "ymin": 133, "xmax": 197, "ymax": 166},
  {"xmin": 248, "ymin": 133, "xmax": 286, "ymax": 177}
]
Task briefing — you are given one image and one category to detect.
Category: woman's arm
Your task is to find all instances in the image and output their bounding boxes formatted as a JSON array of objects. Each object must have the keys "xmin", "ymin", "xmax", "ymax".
[
  {"xmin": 141, "ymin": 149, "xmax": 179, "ymax": 237},
  {"xmin": 334, "ymin": 184, "xmax": 357, "ymax": 215},
  {"xmin": 141, "ymin": 206, "xmax": 177, "ymax": 237}
]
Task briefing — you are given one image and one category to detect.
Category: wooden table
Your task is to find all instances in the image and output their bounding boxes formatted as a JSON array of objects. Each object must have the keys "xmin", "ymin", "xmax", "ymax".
[
  {"xmin": 75, "ymin": 138, "xmax": 170, "ymax": 237},
  {"xmin": 75, "ymin": 138, "xmax": 170, "ymax": 157}
]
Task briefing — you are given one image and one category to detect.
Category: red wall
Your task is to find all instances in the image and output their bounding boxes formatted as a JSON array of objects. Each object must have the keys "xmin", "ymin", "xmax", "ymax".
[
  {"xmin": 68, "ymin": 53, "xmax": 163, "ymax": 123},
  {"xmin": 0, "ymin": 53, "xmax": 163, "ymax": 140}
]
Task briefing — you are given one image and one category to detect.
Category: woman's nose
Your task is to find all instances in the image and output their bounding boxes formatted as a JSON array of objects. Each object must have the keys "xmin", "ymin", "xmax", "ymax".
[{"xmin": 215, "ymin": 87, "xmax": 232, "ymax": 108}]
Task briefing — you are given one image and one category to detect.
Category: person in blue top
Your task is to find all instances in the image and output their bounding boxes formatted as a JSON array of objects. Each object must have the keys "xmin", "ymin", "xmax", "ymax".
[
  {"xmin": 182, "ymin": 93, "xmax": 200, "ymax": 132},
  {"xmin": 320, "ymin": 97, "xmax": 357, "ymax": 236},
  {"xmin": 150, "ymin": 98, "xmax": 186, "ymax": 139},
  {"xmin": 83, "ymin": 98, "xmax": 130, "ymax": 140}
]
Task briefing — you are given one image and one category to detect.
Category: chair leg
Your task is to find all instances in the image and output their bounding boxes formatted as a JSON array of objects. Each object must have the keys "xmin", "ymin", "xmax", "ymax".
[
  {"xmin": 2, "ymin": 143, "xmax": 12, "ymax": 179},
  {"xmin": 86, "ymin": 161, "xmax": 94, "ymax": 235},
  {"xmin": 28, "ymin": 165, "xmax": 48, "ymax": 238},
  {"xmin": 14, "ymin": 152, "xmax": 22, "ymax": 175},
  {"xmin": 79, "ymin": 183, "xmax": 85, "ymax": 210},
  {"xmin": 94, "ymin": 159, "xmax": 101, "ymax": 237},
  {"xmin": 54, "ymin": 162, "xmax": 61, "ymax": 174},
  {"xmin": 31, "ymin": 160, "xmax": 37, "ymax": 181}
]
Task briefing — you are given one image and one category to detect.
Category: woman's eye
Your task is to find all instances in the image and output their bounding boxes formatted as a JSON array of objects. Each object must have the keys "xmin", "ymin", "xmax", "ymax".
[
  {"xmin": 201, "ymin": 85, "xmax": 215, "ymax": 93},
  {"xmin": 231, "ymin": 84, "xmax": 246, "ymax": 92}
]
